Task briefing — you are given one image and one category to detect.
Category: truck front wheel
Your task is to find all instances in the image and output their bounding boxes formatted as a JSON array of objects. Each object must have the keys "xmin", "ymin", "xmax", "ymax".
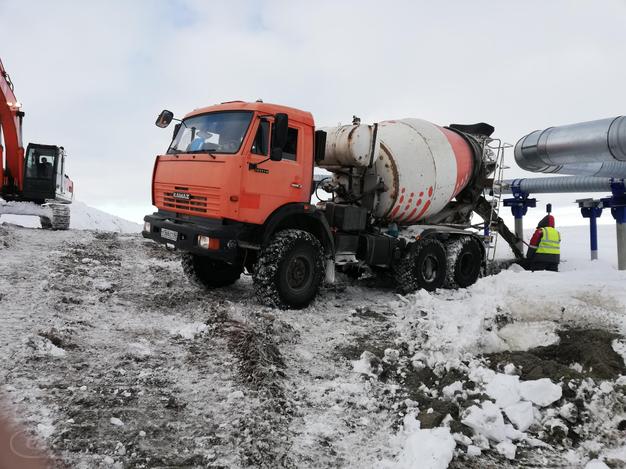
[
  {"xmin": 253, "ymin": 229, "xmax": 324, "ymax": 309},
  {"xmin": 181, "ymin": 253, "xmax": 241, "ymax": 289},
  {"xmin": 393, "ymin": 238, "xmax": 447, "ymax": 293}
]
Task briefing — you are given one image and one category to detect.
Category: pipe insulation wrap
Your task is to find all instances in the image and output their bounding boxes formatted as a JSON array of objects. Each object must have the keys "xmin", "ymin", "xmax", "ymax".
[
  {"xmin": 515, "ymin": 116, "xmax": 626, "ymax": 176},
  {"xmin": 500, "ymin": 176, "xmax": 622, "ymax": 194}
]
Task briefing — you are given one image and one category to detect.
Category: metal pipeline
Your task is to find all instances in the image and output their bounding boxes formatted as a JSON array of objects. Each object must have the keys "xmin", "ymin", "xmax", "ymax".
[
  {"xmin": 515, "ymin": 116, "xmax": 626, "ymax": 177},
  {"xmin": 499, "ymin": 176, "xmax": 622, "ymax": 195}
]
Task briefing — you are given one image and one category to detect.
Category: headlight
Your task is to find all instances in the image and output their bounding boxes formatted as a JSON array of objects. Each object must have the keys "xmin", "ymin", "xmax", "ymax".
[
  {"xmin": 143, "ymin": 221, "xmax": 151, "ymax": 232},
  {"xmin": 198, "ymin": 235, "xmax": 220, "ymax": 250}
]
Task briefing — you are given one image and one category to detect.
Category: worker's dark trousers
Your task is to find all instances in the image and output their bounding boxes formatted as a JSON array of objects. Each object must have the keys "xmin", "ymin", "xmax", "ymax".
[{"xmin": 517, "ymin": 259, "xmax": 559, "ymax": 272}]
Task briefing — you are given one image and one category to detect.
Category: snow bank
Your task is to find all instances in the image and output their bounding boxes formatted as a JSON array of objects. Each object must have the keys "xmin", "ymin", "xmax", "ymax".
[
  {"xmin": 392, "ymin": 252, "xmax": 626, "ymax": 363},
  {"xmin": 496, "ymin": 321, "xmax": 560, "ymax": 351},
  {"xmin": 485, "ymin": 374, "xmax": 521, "ymax": 407},
  {"xmin": 68, "ymin": 201, "xmax": 141, "ymax": 232},
  {"xmin": 0, "ymin": 199, "xmax": 140, "ymax": 232},
  {"xmin": 388, "ymin": 415, "xmax": 455, "ymax": 469},
  {"xmin": 169, "ymin": 322, "xmax": 208, "ymax": 340},
  {"xmin": 384, "ymin": 228, "xmax": 626, "ymax": 465},
  {"xmin": 462, "ymin": 401, "xmax": 508, "ymax": 443},
  {"xmin": 504, "ymin": 401, "xmax": 534, "ymax": 432},
  {"xmin": 585, "ymin": 460, "xmax": 610, "ymax": 469},
  {"xmin": 519, "ymin": 378, "xmax": 562, "ymax": 407}
]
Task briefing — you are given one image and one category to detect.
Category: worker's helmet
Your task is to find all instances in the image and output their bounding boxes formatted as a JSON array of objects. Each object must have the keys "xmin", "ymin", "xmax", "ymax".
[{"xmin": 538, "ymin": 214, "xmax": 555, "ymax": 228}]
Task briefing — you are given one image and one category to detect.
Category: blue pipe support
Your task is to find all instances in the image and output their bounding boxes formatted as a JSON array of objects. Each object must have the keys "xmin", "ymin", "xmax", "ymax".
[
  {"xmin": 601, "ymin": 180, "xmax": 626, "ymax": 223},
  {"xmin": 503, "ymin": 195, "xmax": 537, "ymax": 219},
  {"xmin": 581, "ymin": 205, "xmax": 602, "ymax": 253}
]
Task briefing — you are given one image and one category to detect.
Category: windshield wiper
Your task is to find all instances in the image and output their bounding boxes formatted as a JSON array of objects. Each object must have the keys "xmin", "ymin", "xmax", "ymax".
[{"xmin": 176, "ymin": 149, "xmax": 218, "ymax": 159}]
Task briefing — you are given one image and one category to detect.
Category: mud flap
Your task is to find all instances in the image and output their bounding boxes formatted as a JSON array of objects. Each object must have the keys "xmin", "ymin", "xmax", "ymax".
[{"xmin": 325, "ymin": 258, "xmax": 336, "ymax": 284}]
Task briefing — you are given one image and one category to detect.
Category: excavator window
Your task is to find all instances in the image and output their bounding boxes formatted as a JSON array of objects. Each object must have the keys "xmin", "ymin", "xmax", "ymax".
[{"xmin": 25, "ymin": 147, "xmax": 56, "ymax": 180}]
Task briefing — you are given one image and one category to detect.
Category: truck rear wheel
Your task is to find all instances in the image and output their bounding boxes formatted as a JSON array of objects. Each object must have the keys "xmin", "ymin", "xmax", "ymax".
[
  {"xmin": 253, "ymin": 229, "xmax": 324, "ymax": 309},
  {"xmin": 181, "ymin": 253, "xmax": 241, "ymax": 289},
  {"xmin": 393, "ymin": 238, "xmax": 447, "ymax": 293},
  {"xmin": 445, "ymin": 237, "xmax": 483, "ymax": 288}
]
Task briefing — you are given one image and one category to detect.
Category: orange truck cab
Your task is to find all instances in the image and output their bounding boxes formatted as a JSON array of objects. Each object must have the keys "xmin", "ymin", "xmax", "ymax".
[{"xmin": 143, "ymin": 101, "xmax": 335, "ymax": 308}]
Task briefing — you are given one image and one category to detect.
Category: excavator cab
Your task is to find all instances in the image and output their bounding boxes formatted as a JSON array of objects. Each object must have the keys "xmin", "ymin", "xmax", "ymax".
[{"xmin": 22, "ymin": 143, "xmax": 73, "ymax": 204}]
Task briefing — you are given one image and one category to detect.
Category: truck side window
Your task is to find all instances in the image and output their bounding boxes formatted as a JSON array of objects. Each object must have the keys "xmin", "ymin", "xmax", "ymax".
[
  {"xmin": 283, "ymin": 128, "xmax": 298, "ymax": 161},
  {"xmin": 251, "ymin": 120, "xmax": 269, "ymax": 155}
]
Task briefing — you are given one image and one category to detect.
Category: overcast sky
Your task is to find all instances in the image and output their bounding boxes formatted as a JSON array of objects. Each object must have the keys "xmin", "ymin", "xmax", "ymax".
[{"xmin": 1, "ymin": 0, "xmax": 625, "ymax": 227}]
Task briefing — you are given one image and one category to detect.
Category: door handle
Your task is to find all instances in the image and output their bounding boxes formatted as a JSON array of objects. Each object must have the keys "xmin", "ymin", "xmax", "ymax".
[{"xmin": 291, "ymin": 183, "xmax": 302, "ymax": 189}]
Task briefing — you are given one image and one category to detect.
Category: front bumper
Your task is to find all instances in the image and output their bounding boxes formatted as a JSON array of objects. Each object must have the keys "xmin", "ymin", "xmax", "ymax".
[{"xmin": 142, "ymin": 212, "xmax": 249, "ymax": 261}]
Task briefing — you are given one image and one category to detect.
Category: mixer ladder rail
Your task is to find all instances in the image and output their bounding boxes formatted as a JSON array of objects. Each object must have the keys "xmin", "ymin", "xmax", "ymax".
[{"xmin": 484, "ymin": 138, "xmax": 511, "ymax": 261}]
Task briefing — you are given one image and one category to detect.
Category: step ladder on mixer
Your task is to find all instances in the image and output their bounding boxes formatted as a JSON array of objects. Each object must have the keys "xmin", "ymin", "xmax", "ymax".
[{"xmin": 483, "ymin": 139, "xmax": 512, "ymax": 262}]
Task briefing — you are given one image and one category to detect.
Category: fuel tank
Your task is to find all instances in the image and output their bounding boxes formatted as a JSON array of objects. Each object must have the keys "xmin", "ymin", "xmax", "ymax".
[{"xmin": 319, "ymin": 119, "xmax": 477, "ymax": 224}]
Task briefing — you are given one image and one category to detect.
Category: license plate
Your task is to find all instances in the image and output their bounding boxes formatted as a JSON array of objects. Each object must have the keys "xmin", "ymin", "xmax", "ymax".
[{"xmin": 161, "ymin": 228, "xmax": 178, "ymax": 241}]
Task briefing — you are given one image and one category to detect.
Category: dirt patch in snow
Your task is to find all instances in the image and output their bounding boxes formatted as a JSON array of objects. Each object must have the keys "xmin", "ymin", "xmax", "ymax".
[
  {"xmin": 336, "ymin": 305, "xmax": 396, "ymax": 361},
  {"xmin": 487, "ymin": 329, "xmax": 626, "ymax": 380},
  {"xmin": 337, "ymin": 334, "xmax": 396, "ymax": 362},
  {"xmin": 37, "ymin": 328, "xmax": 79, "ymax": 351}
]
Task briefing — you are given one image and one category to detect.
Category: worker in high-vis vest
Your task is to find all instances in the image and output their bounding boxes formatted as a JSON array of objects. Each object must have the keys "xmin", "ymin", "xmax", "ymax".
[{"xmin": 521, "ymin": 214, "xmax": 561, "ymax": 272}]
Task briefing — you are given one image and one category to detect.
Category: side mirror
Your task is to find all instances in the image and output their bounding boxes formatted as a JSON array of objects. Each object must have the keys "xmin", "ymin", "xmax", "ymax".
[
  {"xmin": 270, "ymin": 113, "xmax": 289, "ymax": 161},
  {"xmin": 156, "ymin": 110, "xmax": 174, "ymax": 128},
  {"xmin": 270, "ymin": 147, "xmax": 283, "ymax": 161}
]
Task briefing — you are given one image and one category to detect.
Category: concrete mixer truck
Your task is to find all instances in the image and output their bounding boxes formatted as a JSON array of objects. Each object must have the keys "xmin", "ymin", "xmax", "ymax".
[{"xmin": 143, "ymin": 101, "xmax": 520, "ymax": 308}]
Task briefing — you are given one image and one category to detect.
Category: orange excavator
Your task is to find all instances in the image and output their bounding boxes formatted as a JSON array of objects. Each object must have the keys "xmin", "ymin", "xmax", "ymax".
[{"xmin": 0, "ymin": 57, "xmax": 73, "ymax": 229}]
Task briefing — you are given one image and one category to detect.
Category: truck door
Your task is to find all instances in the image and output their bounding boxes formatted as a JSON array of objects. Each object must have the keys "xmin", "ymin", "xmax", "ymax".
[{"xmin": 240, "ymin": 117, "xmax": 310, "ymax": 225}]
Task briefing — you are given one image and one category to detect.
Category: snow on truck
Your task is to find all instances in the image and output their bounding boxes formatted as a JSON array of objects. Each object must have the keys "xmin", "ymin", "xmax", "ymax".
[{"xmin": 143, "ymin": 101, "xmax": 520, "ymax": 308}]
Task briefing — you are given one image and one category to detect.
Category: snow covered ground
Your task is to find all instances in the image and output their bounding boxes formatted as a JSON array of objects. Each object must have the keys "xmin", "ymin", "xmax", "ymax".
[
  {"xmin": 1, "ymin": 212, "xmax": 626, "ymax": 468},
  {"xmin": 0, "ymin": 200, "xmax": 140, "ymax": 233}
]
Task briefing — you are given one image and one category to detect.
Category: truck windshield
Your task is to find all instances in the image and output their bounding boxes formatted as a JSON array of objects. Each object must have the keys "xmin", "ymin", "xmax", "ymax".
[{"xmin": 168, "ymin": 111, "xmax": 253, "ymax": 155}]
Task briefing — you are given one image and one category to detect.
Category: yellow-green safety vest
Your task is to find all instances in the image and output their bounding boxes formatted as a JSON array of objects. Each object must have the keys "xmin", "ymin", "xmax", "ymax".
[{"xmin": 536, "ymin": 227, "xmax": 561, "ymax": 255}]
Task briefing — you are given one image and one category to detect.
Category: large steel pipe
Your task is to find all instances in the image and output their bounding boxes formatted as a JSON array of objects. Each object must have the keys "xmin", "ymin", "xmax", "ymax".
[
  {"xmin": 500, "ymin": 176, "xmax": 621, "ymax": 195},
  {"xmin": 515, "ymin": 116, "xmax": 626, "ymax": 177}
]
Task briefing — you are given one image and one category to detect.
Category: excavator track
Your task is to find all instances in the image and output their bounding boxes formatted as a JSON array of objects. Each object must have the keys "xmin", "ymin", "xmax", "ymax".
[
  {"xmin": 0, "ymin": 200, "xmax": 71, "ymax": 230},
  {"xmin": 48, "ymin": 203, "xmax": 71, "ymax": 230}
]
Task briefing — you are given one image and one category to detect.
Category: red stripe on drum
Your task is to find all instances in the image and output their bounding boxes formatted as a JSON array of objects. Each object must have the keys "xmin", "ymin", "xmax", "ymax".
[
  {"xmin": 440, "ymin": 127, "xmax": 474, "ymax": 199},
  {"xmin": 414, "ymin": 199, "xmax": 432, "ymax": 221}
]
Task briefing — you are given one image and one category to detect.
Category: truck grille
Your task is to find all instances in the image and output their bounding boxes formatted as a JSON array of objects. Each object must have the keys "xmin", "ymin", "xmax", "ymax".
[{"xmin": 155, "ymin": 184, "xmax": 220, "ymax": 216}]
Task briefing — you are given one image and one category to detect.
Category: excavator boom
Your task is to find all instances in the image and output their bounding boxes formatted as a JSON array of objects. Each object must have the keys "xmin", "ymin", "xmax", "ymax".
[{"xmin": 0, "ymin": 57, "xmax": 25, "ymax": 193}]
